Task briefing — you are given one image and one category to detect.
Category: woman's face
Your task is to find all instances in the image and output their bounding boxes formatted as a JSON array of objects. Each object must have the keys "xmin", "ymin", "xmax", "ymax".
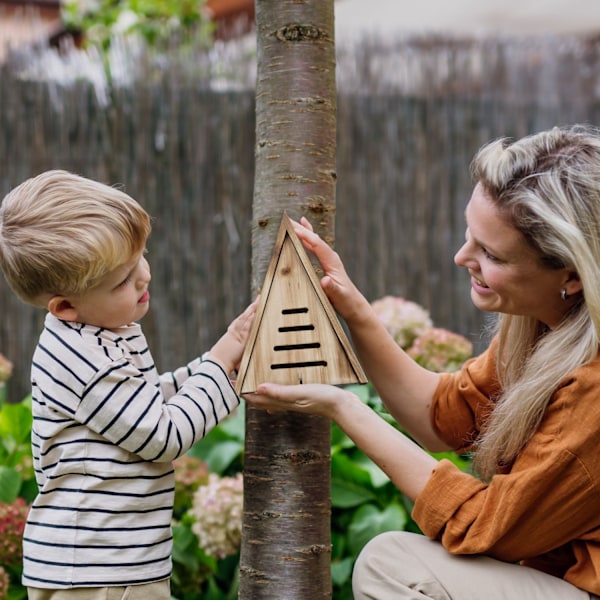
[{"xmin": 454, "ymin": 184, "xmax": 579, "ymax": 329}]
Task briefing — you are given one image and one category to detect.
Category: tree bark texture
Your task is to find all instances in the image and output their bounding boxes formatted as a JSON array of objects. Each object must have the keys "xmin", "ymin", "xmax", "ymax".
[{"xmin": 240, "ymin": 0, "xmax": 336, "ymax": 597}]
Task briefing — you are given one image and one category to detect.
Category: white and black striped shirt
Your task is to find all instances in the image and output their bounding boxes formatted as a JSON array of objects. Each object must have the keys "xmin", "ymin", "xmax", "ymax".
[{"xmin": 22, "ymin": 313, "xmax": 239, "ymax": 589}]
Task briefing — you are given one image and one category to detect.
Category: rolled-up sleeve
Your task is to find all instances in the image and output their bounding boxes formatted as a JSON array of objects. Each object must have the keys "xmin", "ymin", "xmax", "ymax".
[
  {"xmin": 431, "ymin": 338, "xmax": 500, "ymax": 453},
  {"xmin": 413, "ymin": 344, "xmax": 600, "ymax": 583}
]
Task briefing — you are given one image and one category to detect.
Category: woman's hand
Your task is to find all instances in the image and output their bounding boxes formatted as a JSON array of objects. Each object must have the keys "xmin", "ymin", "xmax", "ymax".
[
  {"xmin": 244, "ymin": 382, "xmax": 352, "ymax": 420},
  {"xmin": 292, "ymin": 217, "xmax": 367, "ymax": 323},
  {"xmin": 246, "ymin": 379, "xmax": 438, "ymax": 502}
]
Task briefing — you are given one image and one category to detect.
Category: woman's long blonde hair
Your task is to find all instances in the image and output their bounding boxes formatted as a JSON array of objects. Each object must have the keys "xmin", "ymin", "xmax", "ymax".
[{"xmin": 470, "ymin": 124, "xmax": 600, "ymax": 480}]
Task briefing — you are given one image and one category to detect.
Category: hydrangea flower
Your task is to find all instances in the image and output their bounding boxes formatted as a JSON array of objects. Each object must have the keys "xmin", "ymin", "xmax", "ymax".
[
  {"xmin": 173, "ymin": 455, "xmax": 209, "ymax": 519},
  {"xmin": 0, "ymin": 497, "xmax": 29, "ymax": 567},
  {"xmin": 0, "ymin": 566, "xmax": 9, "ymax": 600},
  {"xmin": 189, "ymin": 473, "xmax": 243, "ymax": 559},
  {"xmin": 370, "ymin": 296, "xmax": 433, "ymax": 349},
  {"xmin": 407, "ymin": 327, "xmax": 473, "ymax": 372}
]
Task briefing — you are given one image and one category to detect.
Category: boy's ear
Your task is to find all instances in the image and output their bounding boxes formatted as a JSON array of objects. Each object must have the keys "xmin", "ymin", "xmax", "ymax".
[{"xmin": 47, "ymin": 296, "xmax": 79, "ymax": 322}]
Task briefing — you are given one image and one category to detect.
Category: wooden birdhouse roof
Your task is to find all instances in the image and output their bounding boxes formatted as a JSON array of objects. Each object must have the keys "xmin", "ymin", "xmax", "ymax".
[{"xmin": 236, "ymin": 213, "xmax": 367, "ymax": 395}]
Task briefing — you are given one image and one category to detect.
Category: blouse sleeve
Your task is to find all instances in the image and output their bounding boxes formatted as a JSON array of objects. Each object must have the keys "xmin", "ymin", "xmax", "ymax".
[
  {"xmin": 431, "ymin": 337, "xmax": 501, "ymax": 453},
  {"xmin": 413, "ymin": 357, "xmax": 600, "ymax": 565}
]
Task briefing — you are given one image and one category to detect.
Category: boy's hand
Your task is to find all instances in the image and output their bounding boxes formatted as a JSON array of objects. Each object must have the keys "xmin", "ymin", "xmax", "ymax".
[{"xmin": 206, "ymin": 297, "xmax": 259, "ymax": 376}]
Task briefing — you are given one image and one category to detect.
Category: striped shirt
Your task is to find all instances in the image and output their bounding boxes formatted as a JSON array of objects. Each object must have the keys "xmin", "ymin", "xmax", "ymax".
[{"xmin": 22, "ymin": 313, "xmax": 240, "ymax": 589}]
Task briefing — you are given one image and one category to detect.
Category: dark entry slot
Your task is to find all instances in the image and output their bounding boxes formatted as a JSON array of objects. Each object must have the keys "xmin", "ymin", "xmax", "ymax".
[
  {"xmin": 271, "ymin": 361, "xmax": 327, "ymax": 370},
  {"xmin": 278, "ymin": 325, "xmax": 315, "ymax": 332},
  {"xmin": 282, "ymin": 307, "xmax": 309, "ymax": 314},
  {"xmin": 273, "ymin": 342, "xmax": 321, "ymax": 351}
]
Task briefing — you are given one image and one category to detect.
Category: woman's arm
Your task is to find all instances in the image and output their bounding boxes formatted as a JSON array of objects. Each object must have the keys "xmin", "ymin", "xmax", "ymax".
[
  {"xmin": 246, "ymin": 382, "xmax": 438, "ymax": 501},
  {"xmin": 292, "ymin": 217, "xmax": 449, "ymax": 451}
]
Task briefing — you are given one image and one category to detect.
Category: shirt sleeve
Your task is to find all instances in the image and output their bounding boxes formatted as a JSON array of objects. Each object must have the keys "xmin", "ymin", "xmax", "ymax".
[
  {"xmin": 158, "ymin": 356, "xmax": 203, "ymax": 399},
  {"xmin": 431, "ymin": 337, "xmax": 500, "ymax": 453},
  {"xmin": 413, "ymin": 359, "xmax": 600, "ymax": 565},
  {"xmin": 75, "ymin": 356, "xmax": 239, "ymax": 462}
]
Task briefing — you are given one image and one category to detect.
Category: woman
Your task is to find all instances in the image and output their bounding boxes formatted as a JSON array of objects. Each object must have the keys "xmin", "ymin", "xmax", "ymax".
[{"xmin": 245, "ymin": 124, "xmax": 600, "ymax": 599}]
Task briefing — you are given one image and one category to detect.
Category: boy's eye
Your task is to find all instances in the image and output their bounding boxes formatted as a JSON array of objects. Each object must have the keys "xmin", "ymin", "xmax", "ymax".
[{"xmin": 117, "ymin": 276, "xmax": 132, "ymax": 288}]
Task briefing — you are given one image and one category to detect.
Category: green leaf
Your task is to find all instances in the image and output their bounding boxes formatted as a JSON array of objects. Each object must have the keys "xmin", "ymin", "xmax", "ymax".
[
  {"xmin": 215, "ymin": 401, "xmax": 245, "ymax": 441},
  {"xmin": 331, "ymin": 529, "xmax": 348, "ymax": 559},
  {"xmin": 331, "ymin": 452, "xmax": 373, "ymax": 489},
  {"xmin": 347, "ymin": 502, "xmax": 408, "ymax": 556},
  {"xmin": 340, "ymin": 383, "xmax": 370, "ymax": 403},
  {"xmin": 331, "ymin": 423, "xmax": 355, "ymax": 451},
  {"xmin": 0, "ymin": 465, "xmax": 22, "ymax": 502},
  {"xmin": 331, "ymin": 556, "xmax": 354, "ymax": 586},
  {"xmin": 350, "ymin": 453, "xmax": 390, "ymax": 488},
  {"xmin": 431, "ymin": 450, "xmax": 472, "ymax": 472},
  {"xmin": 0, "ymin": 400, "xmax": 32, "ymax": 447},
  {"xmin": 204, "ymin": 576, "xmax": 227, "ymax": 599},
  {"xmin": 331, "ymin": 477, "xmax": 376, "ymax": 508},
  {"xmin": 200, "ymin": 441, "xmax": 243, "ymax": 475}
]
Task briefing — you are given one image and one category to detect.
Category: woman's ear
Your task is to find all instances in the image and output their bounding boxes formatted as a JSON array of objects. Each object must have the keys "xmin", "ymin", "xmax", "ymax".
[
  {"xmin": 47, "ymin": 296, "xmax": 79, "ymax": 322},
  {"xmin": 564, "ymin": 271, "xmax": 583, "ymax": 297}
]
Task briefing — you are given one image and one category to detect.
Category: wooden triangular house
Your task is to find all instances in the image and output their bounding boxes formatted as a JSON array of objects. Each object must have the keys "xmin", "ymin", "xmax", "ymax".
[{"xmin": 236, "ymin": 213, "xmax": 367, "ymax": 394}]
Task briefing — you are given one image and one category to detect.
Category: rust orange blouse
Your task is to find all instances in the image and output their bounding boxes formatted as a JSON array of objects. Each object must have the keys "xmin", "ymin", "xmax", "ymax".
[{"xmin": 412, "ymin": 339, "xmax": 600, "ymax": 594}]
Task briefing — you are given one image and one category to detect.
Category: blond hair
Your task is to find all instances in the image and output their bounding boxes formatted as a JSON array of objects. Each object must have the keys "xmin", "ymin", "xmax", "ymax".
[
  {"xmin": 470, "ymin": 124, "xmax": 600, "ymax": 480},
  {"xmin": 0, "ymin": 170, "xmax": 151, "ymax": 306}
]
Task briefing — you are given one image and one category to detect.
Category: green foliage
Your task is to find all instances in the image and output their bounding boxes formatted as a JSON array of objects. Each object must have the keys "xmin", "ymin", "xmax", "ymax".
[
  {"xmin": 170, "ymin": 403, "xmax": 246, "ymax": 599},
  {"xmin": 328, "ymin": 383, "xmax": 472, "ymax": 596},
  {"xmin": 61, "ymin": 0, "xmax": 215, "ymax": 51},
  {"xmin": 0, "ymin": 398, "xmax": 35, "ymax": 599},
  {"xmin": 0, "ymin": 398, "xmax": 36, "ymax": 504}
]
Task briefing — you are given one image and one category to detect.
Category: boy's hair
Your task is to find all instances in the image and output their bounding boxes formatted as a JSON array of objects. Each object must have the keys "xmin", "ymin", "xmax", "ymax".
[{"xmin": 0, "ymin": 169, "xmax": 151, "ymax": 306}]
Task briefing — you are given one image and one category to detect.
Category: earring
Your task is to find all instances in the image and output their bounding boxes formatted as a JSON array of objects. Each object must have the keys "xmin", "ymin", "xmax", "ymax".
[{"xmin": 561, "ymin": 288, "xmax": 568, "ymax": 301}]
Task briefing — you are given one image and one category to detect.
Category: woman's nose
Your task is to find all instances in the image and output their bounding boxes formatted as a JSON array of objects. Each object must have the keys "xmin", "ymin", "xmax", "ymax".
[{"xmin": 454, "ymin": 241, "xmax": 470, "ymax": 267}]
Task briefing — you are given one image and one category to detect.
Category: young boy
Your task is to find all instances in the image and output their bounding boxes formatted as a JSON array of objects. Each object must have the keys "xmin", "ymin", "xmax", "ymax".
[{"xmin": 0, "ymin": 170, "xmax": 257, "ymax": 600}]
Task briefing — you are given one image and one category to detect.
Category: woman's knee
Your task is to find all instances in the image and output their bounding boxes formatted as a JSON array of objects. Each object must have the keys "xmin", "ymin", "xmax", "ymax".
[{"xmin": 352, "ymin": 531, "xmax": 426, "ymax": 598}]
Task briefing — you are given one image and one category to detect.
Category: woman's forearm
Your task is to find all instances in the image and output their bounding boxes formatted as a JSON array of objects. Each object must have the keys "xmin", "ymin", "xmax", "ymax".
[
  {"xmin": 332, "ymin": 390, "xmax": 438, "ymax": 501},
  {"xmin": 346, "ymin": 302, "xmax": 449, "ymax": 451}
]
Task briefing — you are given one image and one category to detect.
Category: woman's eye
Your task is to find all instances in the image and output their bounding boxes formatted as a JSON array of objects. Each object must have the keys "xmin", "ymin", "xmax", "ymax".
[{"xmin": 482, "ymin": 248, "xmax": 499, "ymax": 262}]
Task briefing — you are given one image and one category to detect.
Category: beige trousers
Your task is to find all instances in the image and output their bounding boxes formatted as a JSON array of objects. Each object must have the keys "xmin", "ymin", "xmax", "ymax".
[
  {"xmin": 353, "ymin": 532, "xmax": 598, "ymax": 600},
  {"xmin": 27, "ymin": 579, "xmax": 170, "ymax": 600}
]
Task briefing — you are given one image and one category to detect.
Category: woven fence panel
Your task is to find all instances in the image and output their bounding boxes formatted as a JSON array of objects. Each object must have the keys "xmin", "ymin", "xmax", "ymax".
[{"xmin": 2, "ymin": 36, "xmax": 600, "ymax": 401}]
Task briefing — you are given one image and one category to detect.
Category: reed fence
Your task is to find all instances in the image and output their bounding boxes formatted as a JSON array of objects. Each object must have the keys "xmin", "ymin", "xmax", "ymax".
[{"xmin": 2, "ymin": 33, "xmax": 600, "ymax": 401}]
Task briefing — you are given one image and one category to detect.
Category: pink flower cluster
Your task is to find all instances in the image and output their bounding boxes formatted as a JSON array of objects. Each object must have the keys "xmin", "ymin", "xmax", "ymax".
[
  {"xmin": 0, "ymin": 497, "xmax": 29, "ymax": 567},
  {"xmin": 189, "ymin": 473, "xmax": 243, "ymax": 559},
  {"xmin": 173, "ymin": 454, "xmax": 209, "ymax": 518},
  {"xmin": 407, "ymin": 327, "xmax": 473, "ymax": 373},
  {"xmin": 370, "ymin": 296, "xmax": 433, "ymax": 349},
  {"xmin": 371, "ymin": 296, "xmax": 473, "ymax": 372},
  {"xmin": 0, "ymin": 566, "xmax": 9, "ymax": 600}
]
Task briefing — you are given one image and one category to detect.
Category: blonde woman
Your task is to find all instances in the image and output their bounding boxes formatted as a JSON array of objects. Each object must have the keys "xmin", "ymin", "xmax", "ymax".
[{"xmin": 246, "ymin": 124, "xmax": 600, "ymax": 599}]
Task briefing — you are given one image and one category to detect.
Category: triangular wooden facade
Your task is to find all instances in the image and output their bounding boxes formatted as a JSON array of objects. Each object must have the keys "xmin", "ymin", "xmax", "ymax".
[{"xmin": 236, "ymin": 213, "xmax": 367, "ymax": 395}]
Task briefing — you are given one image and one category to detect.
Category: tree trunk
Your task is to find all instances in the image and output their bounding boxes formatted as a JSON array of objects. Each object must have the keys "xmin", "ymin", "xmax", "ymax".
[{"xmin": 239, "ymin": 0, "xmax": 336, "ymax": 598}]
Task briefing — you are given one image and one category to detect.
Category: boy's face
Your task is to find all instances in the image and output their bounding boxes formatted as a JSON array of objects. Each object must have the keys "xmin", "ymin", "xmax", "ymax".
[{"xmin": 65, "ymin": 252, "xmax": 151, "ymax": 329}]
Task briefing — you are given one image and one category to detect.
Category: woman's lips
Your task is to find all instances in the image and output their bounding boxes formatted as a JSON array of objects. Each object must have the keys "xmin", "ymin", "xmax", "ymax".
[{"xmin": 471, "ymin": 276, "xmax": 489, "ymax": 292}]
